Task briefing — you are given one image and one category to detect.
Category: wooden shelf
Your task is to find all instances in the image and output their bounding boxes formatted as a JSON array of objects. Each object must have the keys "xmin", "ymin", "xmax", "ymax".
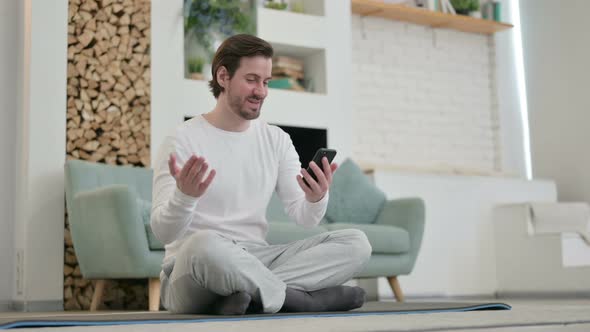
[{"xmin": 351, "ymin": 0, "xmax": 513, "ymax": 35}]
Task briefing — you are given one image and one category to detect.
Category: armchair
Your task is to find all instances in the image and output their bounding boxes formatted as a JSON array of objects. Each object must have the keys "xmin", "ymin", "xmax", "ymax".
[
  {"xmin": 266, "ymin": 159, "xmax": 425, "ymax": 301},
  {"xmin": 64, "ymin": 159, "xmax": 164, "ymax": 311}
]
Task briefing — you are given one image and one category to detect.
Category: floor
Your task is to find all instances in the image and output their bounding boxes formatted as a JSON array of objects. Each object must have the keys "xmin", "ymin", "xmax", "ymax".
[{"xmin": 1, "ymin": 298, "xmax": 590, "ymax": 332}]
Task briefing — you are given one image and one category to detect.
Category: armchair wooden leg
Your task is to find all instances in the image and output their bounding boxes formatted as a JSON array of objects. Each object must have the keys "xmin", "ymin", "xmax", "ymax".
[
  {"xmin": 148, "ymin": 278, "xmax": 161, "ymax": 312},
  {"xmin": 387, "ymin": 276, "xmax": 405, "ymax": 302},
  {"xmin": 90, "ymin": 280, "xmax": 105, "ymax": 311}
]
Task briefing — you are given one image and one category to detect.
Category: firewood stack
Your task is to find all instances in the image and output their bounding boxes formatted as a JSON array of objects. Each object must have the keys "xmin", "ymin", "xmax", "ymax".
[
  {"xmin": 64, "ymin": 0, "xmax": 151, "ymax": 311},
  {"xmin": 66, "ymin": 0, "xmax": 151, "ymax": 167}
]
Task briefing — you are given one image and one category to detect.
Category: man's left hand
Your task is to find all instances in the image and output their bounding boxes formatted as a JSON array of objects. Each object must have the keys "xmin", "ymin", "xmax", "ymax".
[{"xmin": 296, "ymin": 156, "xmax": 338, "ymax": 203}]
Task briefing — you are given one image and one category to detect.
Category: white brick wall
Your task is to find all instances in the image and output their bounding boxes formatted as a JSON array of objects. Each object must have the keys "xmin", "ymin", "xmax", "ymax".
[{"xmin": 351, "ymin": 15, "xmax": 501, "ymax": 174}]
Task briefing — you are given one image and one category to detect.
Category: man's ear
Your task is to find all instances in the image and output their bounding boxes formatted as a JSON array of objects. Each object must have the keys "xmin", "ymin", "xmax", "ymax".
[{"xmin": 216, "ymin": 66, "xmax": 229, "ymax": 89}]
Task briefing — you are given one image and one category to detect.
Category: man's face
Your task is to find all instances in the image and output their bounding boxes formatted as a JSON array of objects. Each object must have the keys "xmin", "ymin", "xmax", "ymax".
[{"xmin": 225, "ymin": 56, "xmax": 272, "ymax": 120}]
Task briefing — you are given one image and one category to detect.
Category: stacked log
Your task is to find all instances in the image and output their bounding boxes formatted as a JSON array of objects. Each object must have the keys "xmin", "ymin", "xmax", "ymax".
[
  {"xmin": 63, "ymin": 213, "xmax": 149, "ymax": 311},
  {"xmin": 65, "ymin": 0, "xmax": 151, "ymax": 311},
  {"xmin": 66, "ymin": 0, "xmax": 151, "ymax": 167}
]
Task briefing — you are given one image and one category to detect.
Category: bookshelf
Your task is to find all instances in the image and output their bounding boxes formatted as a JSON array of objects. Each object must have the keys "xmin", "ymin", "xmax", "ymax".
[
  {"xmin": 351, "ymin": 0, "xmax": 513, "ymax": 35},
  {"xmin": 257, "ymin": 6, "xmax": 329, "ymax": 95}
]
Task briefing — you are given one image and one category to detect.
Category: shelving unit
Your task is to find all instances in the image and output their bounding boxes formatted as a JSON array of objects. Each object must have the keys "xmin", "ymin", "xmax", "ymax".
[
  {"xmin": 351, "ymin": 0, "xmax": 513, "ymax": 35},
  {"xmin": 155, "ymin": 0, "xmax": 355, "ymax": 169},
  {"xmin": 252, "ymin": 0, "xmax": 353, "ymax": 158},
  {"xmin": 184, "ymin": 5, "xmax": 328, "ymax": 95},
  {"xmin": 158, "ymin": 0, "xmax": 354, "ymax": 166},
  {"xmin": 257, "ymin": 6, "xmax": 329, "ymax": 95},
  {"xmin": 270, "ymin": 42, "xmax": 326, "ymax": 94}
]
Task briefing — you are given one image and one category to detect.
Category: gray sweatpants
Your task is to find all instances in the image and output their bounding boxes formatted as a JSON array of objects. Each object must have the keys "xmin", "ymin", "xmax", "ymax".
[{"xmin": 159, "ymin": 229, "xmax": 372, "ymax": 314}]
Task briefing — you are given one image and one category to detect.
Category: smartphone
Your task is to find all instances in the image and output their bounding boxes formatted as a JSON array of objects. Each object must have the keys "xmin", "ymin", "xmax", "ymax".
[{"xmin": 303, "ymin": 148, "xmax": 337, "ymax": 186}]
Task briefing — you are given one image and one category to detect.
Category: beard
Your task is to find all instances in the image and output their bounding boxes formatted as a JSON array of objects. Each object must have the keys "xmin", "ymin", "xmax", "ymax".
[{"xmin": 227, "ymin": 87, "xmax": 264, "ymax": 120}]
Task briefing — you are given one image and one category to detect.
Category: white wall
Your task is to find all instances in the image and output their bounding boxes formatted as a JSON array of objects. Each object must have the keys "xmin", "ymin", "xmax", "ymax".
[
  {"xmin": 520, "ymin": 0, "xmax": 590, "ymax": 203},
  {"xmin": 12, "ymin": 0, "xmax": 67, "ymax": 310},
  {"xmin": 351, "ymin": 15, "xmax": 501, "ymax": 175},
  {"xmin": 373, "ymin": 171, "xmax": 556, "ymax": 298},
  {"xmin": 351, "ymin": 0, "xmax": 531, "ymax": 179},
  {"xmin": 0, "ymin": 0, "xmax": 18, "ymax": 309}
]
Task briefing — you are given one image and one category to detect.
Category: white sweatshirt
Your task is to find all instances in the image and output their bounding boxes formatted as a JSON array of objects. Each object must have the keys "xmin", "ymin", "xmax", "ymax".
[{"xmin": 150, "ymin": 115, "xmax": 329, "ymax": 262}]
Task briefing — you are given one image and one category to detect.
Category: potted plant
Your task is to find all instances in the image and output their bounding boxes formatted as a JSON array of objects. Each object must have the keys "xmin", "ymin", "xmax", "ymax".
[
  {"xmin": 187, "ymin": 57, "xmax": 205, "ymax": 80},
  {"xmin": 450, "ymin": 0, "xmax": 479, "ymax": 15},
  {"xmin": 263, "ymin": 0, "xmax": 288, "ymax": 10},
  {"xmin": 184, "ymin": 0, "xmax": 256, "ymax": 80}
]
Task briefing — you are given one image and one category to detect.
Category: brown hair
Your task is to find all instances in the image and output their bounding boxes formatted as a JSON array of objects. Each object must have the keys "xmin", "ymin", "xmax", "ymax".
[{"xmin": 208, "ymin": 34, "xmax": 274, "ymax": 98}]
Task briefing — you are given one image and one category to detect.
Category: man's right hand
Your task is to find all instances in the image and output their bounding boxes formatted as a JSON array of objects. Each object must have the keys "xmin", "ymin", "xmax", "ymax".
[{"xmin": 168, "ymin": 154, "xmax": 216, "ymax": 198}]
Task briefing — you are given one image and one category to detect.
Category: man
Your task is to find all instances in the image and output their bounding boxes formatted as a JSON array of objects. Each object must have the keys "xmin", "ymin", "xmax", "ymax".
[{"xmin": 151, "ymin": 34, "xmax": 371, "ymax": 315}]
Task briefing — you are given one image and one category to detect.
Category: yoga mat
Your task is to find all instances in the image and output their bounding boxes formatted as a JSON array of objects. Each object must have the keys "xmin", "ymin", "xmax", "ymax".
[{"xmin": 0, "ymin": 301, "xmax": 511, "ymax": 329}]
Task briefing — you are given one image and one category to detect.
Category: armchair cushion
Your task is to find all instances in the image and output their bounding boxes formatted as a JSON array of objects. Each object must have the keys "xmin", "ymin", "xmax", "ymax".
[
  {"xmin": 324, "ymin": 223, "xmax": 410, "ymax": 254},
  {"xmin": 137, "ymin": 198, "xmax": 164, "ymax": 251},
  {"xmin": 325, "ymin": 158, "xmax": 386, "ymax": 224},
  {"xmin": 72, "ymin": 184, "xmax": 162, "ymax": 278}
]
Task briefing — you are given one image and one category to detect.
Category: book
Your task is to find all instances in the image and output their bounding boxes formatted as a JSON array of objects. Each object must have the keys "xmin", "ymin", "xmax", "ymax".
[
  {"xmin": 272, "ymin": 67, "xmax": 305, "ymax": 80},
  {"xmin": 268, "ymin": 77, "xmax": 305, "ymax": 91},
  {"xmin": 273, "ymin": 56, "xmax": 304, "ymax": 72}
]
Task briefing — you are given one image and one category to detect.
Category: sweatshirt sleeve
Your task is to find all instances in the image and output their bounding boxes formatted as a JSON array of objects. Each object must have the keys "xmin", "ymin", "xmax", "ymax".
[
  {"xmin": 150, "ymin": 134, "xmax": 200, "ymax": 245},
  {"xmin": 275, "ymin": 132, "xmax": 329, "ymax": 228}
]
